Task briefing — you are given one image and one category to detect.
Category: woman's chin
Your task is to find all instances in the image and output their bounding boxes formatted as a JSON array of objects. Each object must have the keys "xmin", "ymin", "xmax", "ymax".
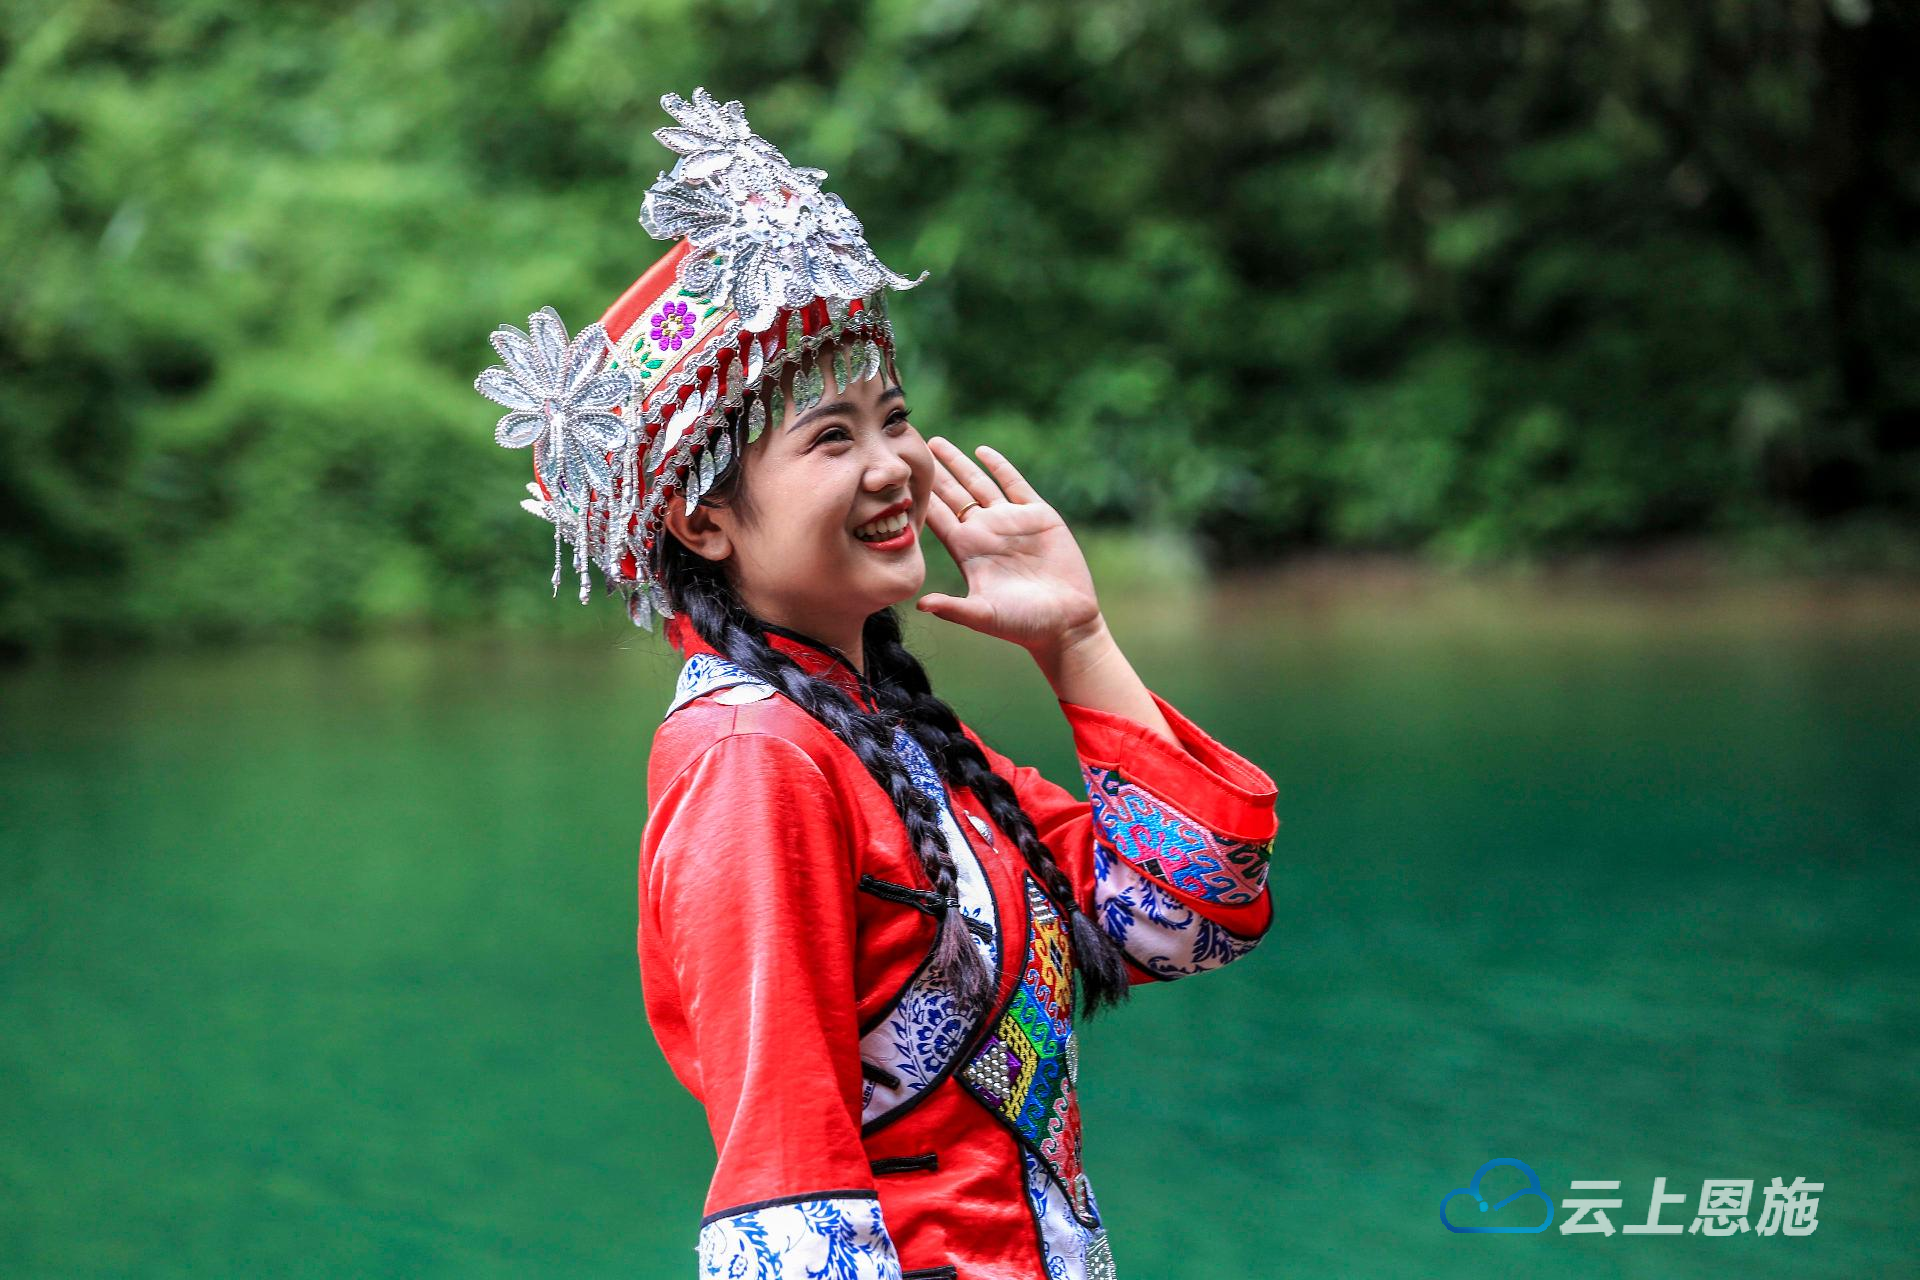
[{"xmin": 865, "ymin": 551, "xmax": 927, "ymax": 609}]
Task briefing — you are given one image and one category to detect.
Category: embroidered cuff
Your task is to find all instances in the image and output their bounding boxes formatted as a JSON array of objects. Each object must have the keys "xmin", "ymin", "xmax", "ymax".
[
  {"xmin": 1092, "ymin": 842, "xmax": 1266, "ymax": 980},
  {"xmin": 698, "ymin": 1192, "xmax": 904, "ymax": 1279},
  {"xmin": 1063, "ymin": 689, "xmax": 1277, "ymax": 937},
  {"xmin": 1082, "ymin": 760, "xmax": 1272, "ymax": 907},
  {"xmin": 1058, "ymin": 689, "xmax": 1279, "ymax": 841}
]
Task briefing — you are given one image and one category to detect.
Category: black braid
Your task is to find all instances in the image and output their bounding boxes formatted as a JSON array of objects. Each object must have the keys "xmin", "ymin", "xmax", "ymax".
[
  {"xmin": 862, "ymin": 608, "xmax": 1134, "ymax": 1022},
  {"xmin": 659, "ymin": 530, "xmax": 999, "ymax": 1020}
]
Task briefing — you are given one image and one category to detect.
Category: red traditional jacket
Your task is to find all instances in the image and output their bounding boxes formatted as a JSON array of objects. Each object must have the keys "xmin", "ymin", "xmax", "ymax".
[{"xmin": 638, "ymin": 616, "xmax": 1280, "ymax": 1279}]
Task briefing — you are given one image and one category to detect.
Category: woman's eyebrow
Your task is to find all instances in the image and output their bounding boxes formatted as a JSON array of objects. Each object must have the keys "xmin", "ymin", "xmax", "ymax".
[{"xmin": 785, "ymin": 385, "xmax": 906, "ymax": 433}]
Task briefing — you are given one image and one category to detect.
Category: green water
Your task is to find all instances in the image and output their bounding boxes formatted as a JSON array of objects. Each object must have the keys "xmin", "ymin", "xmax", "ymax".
[{"xmin": 2, "ymin": 575, "xmax": 1915, "ymax": 1277}]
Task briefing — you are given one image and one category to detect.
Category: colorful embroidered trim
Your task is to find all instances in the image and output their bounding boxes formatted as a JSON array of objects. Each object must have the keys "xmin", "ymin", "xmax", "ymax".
[
  {"xmin": 957, "ymin": 878, "xmax": 1098, "ymax": 1229},
  {"xmin": 1091, "ymin": 840, "xmax": 1262, "ymax": 979},
  {"xmin": 859, "ymin": 727, "xmax": 1000, "ymax": 1128},
  {"xmin": 1023, "ymin": 1146, "xmax": 1118, "ymax": 1280},
  {"xmin": 697, "ymin": 1194, "xmax": 904, "ymax": 1279},
  {"xmin": 1082, "ymin": 763, "xmax": 1272, "ymax": 905},
  {"xmin": 613, "ymin": 278, "xmax": 733, "ymax": 404}
]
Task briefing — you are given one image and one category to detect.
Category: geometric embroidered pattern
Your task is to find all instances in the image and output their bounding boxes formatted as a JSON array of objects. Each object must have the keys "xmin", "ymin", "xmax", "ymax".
[
  {"xmin": 957, "ymin": 878, "xmax": 1097, "ymax": 1228},
  {"xmin": 1082, "ymin": 763, "xmax": 1271, "ymax": 905}
]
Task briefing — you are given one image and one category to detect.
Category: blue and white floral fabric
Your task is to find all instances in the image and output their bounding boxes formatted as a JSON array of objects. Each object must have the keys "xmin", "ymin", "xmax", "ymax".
[{"xmin": 698, "ymin": 1194, "xmax": 904, "ymax": 1279}]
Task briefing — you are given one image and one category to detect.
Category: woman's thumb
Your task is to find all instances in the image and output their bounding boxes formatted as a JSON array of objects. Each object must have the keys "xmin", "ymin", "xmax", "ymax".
[{"xmin": 916, "ymin": 593, "xmax": 986, "ymax": 626}]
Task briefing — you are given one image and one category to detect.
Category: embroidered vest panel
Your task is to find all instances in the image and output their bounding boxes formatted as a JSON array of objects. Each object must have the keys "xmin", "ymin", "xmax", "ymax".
[
  {"xmin": 857, "ymin": 726, "xmax": 1001, "ymax": 1127},
  {"xmin": 955, "ymin": 878, "xmax": 1101, "ymax": 1231}
]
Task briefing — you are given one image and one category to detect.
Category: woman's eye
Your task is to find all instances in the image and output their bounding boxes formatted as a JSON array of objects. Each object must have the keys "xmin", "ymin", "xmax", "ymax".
[{"xmin": 811, "ymin": 415, "xmax": 909, "ymax": 448}]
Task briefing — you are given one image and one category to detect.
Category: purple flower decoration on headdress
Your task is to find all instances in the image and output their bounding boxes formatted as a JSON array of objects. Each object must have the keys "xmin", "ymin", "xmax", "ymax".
[{"xmin": 650, "ymin": 300, "xmax": 695, "ymax": 351}]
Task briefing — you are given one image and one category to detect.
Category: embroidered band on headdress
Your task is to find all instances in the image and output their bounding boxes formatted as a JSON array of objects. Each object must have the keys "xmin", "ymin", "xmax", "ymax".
[{"xmin": 473, "ymin": 88, "xmax": 926, "ymax": 632}]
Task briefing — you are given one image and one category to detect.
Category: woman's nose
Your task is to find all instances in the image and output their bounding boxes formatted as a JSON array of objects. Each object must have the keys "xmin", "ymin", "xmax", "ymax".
[{"xmin": 866, "ymin": 440, "xmax": 914, "ymax": 488}]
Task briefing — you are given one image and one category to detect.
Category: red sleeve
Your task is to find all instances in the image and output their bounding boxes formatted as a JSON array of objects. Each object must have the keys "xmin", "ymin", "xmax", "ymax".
[
  {"xmin": 963, "ymin": 689, "xmax": 1280, "ymax": 984},
  {"xmin": 640, "ymin": 731, "xmax": 905, "ymax": 1275}
]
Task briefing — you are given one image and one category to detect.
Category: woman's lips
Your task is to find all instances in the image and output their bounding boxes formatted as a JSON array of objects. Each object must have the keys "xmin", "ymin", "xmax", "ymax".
[{"xmin": 852, "ymin": 520, "xmax": 916, "ymax": 551}]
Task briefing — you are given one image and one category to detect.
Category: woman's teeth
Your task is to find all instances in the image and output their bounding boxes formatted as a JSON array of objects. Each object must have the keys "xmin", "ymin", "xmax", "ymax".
[{"xmin": 853, "ymin": 511, "xmax": 910, "ymax": 541}]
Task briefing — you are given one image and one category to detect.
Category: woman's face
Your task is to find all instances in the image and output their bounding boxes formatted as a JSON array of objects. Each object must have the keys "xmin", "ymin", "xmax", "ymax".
[{"xmin": 666, "ymin": 342, "xmax": 933, "ymax": 648}]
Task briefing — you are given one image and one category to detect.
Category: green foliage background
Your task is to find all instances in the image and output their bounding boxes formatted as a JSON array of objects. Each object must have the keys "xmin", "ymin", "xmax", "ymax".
[{"xmin": 4, "ymin": 0, "xmax": 1917, "ymax": 654}]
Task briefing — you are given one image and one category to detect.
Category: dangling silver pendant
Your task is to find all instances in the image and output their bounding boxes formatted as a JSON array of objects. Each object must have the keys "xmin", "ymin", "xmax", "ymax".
[{"xmin": 793, "ymin": 360, "xmax": 824, "ymax": 413}]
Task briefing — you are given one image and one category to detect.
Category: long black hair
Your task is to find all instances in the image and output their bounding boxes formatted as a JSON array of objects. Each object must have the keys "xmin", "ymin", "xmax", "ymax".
[{"xmin": 655, "ymin": 395, "xmax": 1134, "ymax": 1024}]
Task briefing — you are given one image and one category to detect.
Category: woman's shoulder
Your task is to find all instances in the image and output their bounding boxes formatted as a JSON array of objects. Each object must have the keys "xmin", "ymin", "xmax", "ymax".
[{"xmin": 646, "ymin": 685, "xmax": 846, "ymax": 800}]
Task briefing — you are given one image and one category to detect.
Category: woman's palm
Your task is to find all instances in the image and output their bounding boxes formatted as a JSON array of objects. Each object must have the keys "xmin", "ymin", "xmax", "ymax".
[{"xmin": 917, "ymin": 439, "xmax": 1101, "ymax": 653}]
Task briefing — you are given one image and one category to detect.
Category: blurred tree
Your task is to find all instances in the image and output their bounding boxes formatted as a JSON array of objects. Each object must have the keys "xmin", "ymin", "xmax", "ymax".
[{"xmin": 1, "ymin": 0, "xmax": 1914, "ymax": 655}]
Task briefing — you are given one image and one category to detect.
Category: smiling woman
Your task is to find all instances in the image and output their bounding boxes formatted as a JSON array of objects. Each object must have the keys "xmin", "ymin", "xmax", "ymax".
[
  {"xmin": 474, "ymin": 89, "xmax": 1281, "ymax": 1280},
  {"xmin": 663, "ymin": 360, "xmax": 931, "ymax": 652}
]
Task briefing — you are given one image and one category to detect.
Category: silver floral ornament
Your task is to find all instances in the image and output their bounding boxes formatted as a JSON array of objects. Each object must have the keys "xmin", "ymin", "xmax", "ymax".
[
  {"xmin": 476, "ymin": 306, "xmax": 634, "ymax": 508},
  {"xmin": 519, "ymin": 481, "xmax": 558, "ymax": 524},
  {"xmin": 638, "ymin": 88, "xmax": 926, "ymax": 333}
]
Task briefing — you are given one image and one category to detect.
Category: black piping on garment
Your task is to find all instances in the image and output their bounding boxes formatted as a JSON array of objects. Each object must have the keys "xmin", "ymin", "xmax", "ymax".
[
  {"xmin": 699, "ymin": 1188, "xmax": 877, "ymax": 1228},
  {"xmin": 870, "ymin": 1152, "xmax": 939, "ymax": 1175},
  {"xmin": 858, "ymin": 874, "xmax": 995, "ymax": 943},
  {"xmin": 860, "ymin": 1059, "xmax": 901, "ymax": 1089},
  {"xmin": 860, "ymin": 871, "xmax": 1024, "ymax": 1143},
  {"xmin": 901, "ymin": 1268, "xmax": 958, "ymax": 1280}
]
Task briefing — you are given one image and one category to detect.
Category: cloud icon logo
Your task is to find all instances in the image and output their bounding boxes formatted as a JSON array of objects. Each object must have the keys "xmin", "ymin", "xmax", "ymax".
[{"xmin": 1441, "ymin": 1158, "xmax": 1555, "ymax": 1234}]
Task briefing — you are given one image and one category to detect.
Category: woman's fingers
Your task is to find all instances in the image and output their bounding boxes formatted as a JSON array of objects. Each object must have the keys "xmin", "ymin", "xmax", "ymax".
[
  {"xmin": 923, "ymin": 490, "xmax": 965, "ymax": 545},
  {"xmin": 927, "ymin": 455, "xmax": 978, "ymax": 521},
  {"xmin": 927, "ymin": 436, "xmax": 1005, "ymax": 508},
  {"xmin": 972, "ymin": 443, "xmax": 1041, "ymax": 504},
  {"xmin": 916, "ymin": 590, "xmax": 995, "ymax": 629}
]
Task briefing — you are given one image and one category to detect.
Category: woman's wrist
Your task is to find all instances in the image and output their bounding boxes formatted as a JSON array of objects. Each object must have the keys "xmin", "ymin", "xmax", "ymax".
[
  {"xmin": 1030, "ymin": 613, "xmax": 1117, "ymax": 695},
  {"xmin": 1030, "ymin": 613, "xmax": 1180, "ymax": 745}
]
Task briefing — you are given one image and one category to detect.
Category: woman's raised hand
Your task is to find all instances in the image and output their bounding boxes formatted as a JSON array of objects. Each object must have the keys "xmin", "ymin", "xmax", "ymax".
[{"xmin": 917, "ymin": 437, "xmax": 1104, "ymax": 659}]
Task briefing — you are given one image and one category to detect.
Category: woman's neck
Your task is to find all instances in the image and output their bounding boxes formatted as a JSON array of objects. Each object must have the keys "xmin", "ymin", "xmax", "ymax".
[{"xmin": 759, "ymin": 618, "xmax": 863, "ymax": 677}]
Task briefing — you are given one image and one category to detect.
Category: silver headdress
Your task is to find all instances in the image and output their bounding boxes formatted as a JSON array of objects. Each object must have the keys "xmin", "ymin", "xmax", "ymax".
[{"xmin": 474, "ymin": 89, "xmax": 926, "ymax": 632}]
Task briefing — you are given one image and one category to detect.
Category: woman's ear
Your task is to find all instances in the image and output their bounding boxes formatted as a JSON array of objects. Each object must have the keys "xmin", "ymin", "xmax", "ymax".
[{"xmin": 661, "ymin": 494, "xmax": 734, "ymax": 563}]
